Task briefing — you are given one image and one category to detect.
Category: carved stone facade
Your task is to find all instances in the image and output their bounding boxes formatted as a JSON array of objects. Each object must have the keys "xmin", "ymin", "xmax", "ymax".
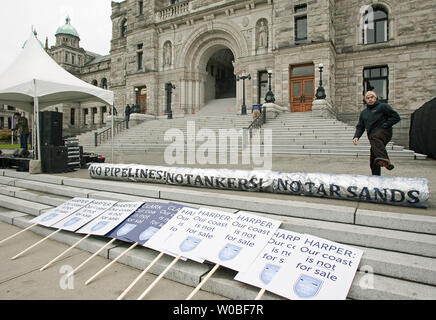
[
  {"xmin": 44, "ymin": 1, "xmax": 436, "ymax": 144},
  {"xmin": 110, "ymin": 0, "xmax": 435, "ymax": 115}
]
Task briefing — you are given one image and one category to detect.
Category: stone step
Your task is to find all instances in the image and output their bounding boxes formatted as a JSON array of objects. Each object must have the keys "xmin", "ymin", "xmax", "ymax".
[{"xmin": 0, "ymin": 172, "xmax": 435, "ymax": 299}]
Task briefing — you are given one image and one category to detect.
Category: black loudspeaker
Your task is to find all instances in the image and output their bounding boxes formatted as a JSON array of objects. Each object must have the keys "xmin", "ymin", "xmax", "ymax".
[
  {"xmin": 39, "ymin": 111, "xmax": 63, "ymax": 146},
  {"xmin": 41, "ymin": 146, "xmax": 68, "ymax": 173}
]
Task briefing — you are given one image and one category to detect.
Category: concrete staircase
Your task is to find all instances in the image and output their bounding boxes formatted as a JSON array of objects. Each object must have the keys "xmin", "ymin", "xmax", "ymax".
[
  {"xmin": 0, "ymin": 170, "xmax": 435, "ymax": 299},
  {"xmin": 77, "ymin": 98, "xmax": 423, "ymax": 160}
]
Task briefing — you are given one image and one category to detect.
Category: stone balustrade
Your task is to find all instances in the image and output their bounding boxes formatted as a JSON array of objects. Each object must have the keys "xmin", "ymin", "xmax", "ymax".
[{"xmin": 156, "ymin": 1, "xmax": 190, "ymax": 22}]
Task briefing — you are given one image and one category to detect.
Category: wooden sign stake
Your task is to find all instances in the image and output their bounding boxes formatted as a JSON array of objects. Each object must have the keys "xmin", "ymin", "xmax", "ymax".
[
  {"xmin": 136, "ymin": 255, "xmax": 181, "ymax": 300},
  {"xmin": 66, "ymin": 238, "xmax": 116, "ymax": 277},
  {"xmin": 85, "ymin": 242, "xmax": 138, "ymax": 285},
  {"xmin": 186, "ymin": 264, "xmax": 220, "ymax": 300},
  {"xmin": 254, "ymin": 288, "xmax": 266, "ymax": 300},
  {"xmin": 117, "ymin": 251, "xmax": 164, "ymax": 300},
  {"xmin": 10, "ymin": 228, "xmax": 61, "ymax": 260},
  {"xmin": 40, "ymin": 234, "xmax": 91, "ymax": 271},
  {"xmin": 0, "ymin": 223, "xmax": 37, "ymax": 246}
]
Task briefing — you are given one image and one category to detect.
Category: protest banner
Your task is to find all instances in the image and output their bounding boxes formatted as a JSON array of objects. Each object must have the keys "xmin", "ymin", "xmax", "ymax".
[
  {"xmin": 255, "ymin": 234, "xmax": 363, "ymax": 300},
  {"xmin": 51, "ymin": 199, "xmax": 117, "ymax": 232},
  {"xmin": 161, "ymin": 208, "xmax": 235, "ymax": 299},
  {"xmin": 136, "ymin": 206, "xmax": 212, "ymax": 300},
  {"xmin": 162, "ymin": 208, "xmax": 235, "ymax": 262},
  {"xmin": 9, "ymin": 198, "xmax": 99, "ymax": 260},
  {"xmin": 40, "ymin": 201, "xmax": 143, "ymax": 272},
  {"xmin": 115, "ymin": 203, "xmax": 193, "ymax": 300},
  {"xmin": 143, "ymin": 206, "xmax": 202, "ymax": 262},
  {"xmin": 192, "ymin": 211, "xmax": 281, "ymax": 272},
  {"xmin": 234, "ymin": 229, "xmax": 305, "ymax": 299},
  {"xmin": 44, "ymin": 199, "xmax": 118, "ymax": 277},
  {"xmin": 77, "ymin": 202, "xmax": 143, "ymax": 236},
  {"xmin": 106, "ymin": 202, "xmax": 184, "ymax": 245},
  {"xmin": 89, "ymin": 163, "xmax": 430, "ymax": 208},
  {"xmin": 1, "ymin": 198, "xmax": 93, "ymax": 246},
  {"xmin": 88, "ymin": 202, "xmax": 185, "ymax": 287}
]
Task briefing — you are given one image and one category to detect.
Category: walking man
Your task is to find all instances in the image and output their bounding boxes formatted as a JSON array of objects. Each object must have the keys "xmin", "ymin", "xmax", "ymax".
[{"xmin": 353, "ymin": 91, "xmax": 401, "ymax": 176}]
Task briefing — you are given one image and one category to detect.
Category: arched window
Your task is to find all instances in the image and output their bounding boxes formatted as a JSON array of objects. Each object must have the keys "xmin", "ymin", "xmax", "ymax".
[
  {"xmin": 362, "ymin": 5, "xmax": 388, "ymax": 44},
  {"xmin": 92, "ymin": 80, "xmax": 98, "ymax": 87},
  {"xmin": 101, "ymin": 78, "xmax": 108, "ymax": 89},
  {"xmin": 120, "ymin": 18, "xmax": 127, "ymax": 38}
]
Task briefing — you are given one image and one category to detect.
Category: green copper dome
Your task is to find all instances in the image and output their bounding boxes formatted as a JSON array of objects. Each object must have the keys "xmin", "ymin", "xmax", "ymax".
[{"xmin": 56, "ymin": 16, "xmax": 79, "ymax": 38}]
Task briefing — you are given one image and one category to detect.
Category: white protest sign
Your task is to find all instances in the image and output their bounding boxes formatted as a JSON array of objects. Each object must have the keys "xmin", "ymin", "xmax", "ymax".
[
  {"xmin": 162, "ymin": 208, "xmax": 235, "ymax": 261},
  {"xmin": 51, "ymin": 200, "xmax": 117, "ymax": 232},
  {"xmin": 29, "ymin": 198, "xmax": 94, "ymax": 227},
  {"xmin": 234, "ymin": 229, "xmax": 305, "ymax": 289},
  {"xmin": 76, "ymin": 202, "xmax": 144, "ymax": 236},
  {"xmin": 143, "ymin": 206, "xmax": 203, "ymax": 262},
  {"xmin": 266, "ymin": 234, "xmax": 363, "ymax": 300},
  {"xmin": 193, "ymin": 211, "xmax": 281, "ymax": 272}
]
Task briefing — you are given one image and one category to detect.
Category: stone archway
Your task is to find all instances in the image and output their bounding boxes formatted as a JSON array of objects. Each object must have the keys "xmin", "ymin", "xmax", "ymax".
[
  {"xmin": 205, "ymin": 48, "xmax": 235, "ymax": 100},
  {"xmin": 176, "ymin": 22, "xmax": 248, "ymax": 114}
]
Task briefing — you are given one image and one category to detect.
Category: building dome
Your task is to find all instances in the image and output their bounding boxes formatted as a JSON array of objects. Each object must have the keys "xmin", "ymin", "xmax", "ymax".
[{"xmin": 56, "ymin": 16, "xmax": 80, "ymax": 39}]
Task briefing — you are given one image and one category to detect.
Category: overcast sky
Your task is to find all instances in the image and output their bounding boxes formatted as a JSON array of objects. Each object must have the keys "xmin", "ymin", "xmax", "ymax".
[{"xmin": 0, "ymin": 0, "xmax": 121, "ymax": 73}]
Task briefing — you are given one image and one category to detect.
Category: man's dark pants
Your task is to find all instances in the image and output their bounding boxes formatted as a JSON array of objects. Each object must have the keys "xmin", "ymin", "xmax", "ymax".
[
  {"xmin": 20, "ymin": 133, "xmax": 29, "ymax": 151},
  {"xmin": 369, "ymin": 128, "xmax": 392, "ymax": 176}
]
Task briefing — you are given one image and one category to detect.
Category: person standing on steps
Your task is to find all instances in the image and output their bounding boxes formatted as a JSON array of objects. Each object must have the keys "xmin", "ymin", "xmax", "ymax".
[
  {"xmin": 125, "ymin": 104, "xmax": 131, "ymax": 129},
  {"xmin": 13, "ymin": 112, "xmax": 29, "ymax": 151},
  {"xmin": 353, "ymin": 90, "xmax": 401, "ymax": 176}
]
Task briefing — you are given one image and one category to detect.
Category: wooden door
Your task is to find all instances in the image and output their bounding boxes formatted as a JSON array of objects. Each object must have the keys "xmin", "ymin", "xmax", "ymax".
[
  {"xmin": 290, "ymin": 76, "xmax": 314, "ymax": 112},
  {"xmin": 137, "ymin": 94, "xmax": 147, "ymax": 113},
  {"xmin": 136, "ymin": 87, "xmax": 147, "ymax": 114}
]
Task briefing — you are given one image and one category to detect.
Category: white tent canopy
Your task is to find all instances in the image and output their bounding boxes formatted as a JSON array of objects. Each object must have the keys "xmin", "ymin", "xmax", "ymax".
[{"xmin": 0, "ymin": 32, "xmax": 114, "ymax": 161}]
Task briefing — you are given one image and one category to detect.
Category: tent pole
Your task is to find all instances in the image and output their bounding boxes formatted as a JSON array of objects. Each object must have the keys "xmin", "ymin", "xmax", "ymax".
[
  {"xmin": 35, "ymin": 97, "xmax": 41, "ymax": 161},
  {"xmin": 111, "ymin": 104, "xmax": 114, "ymax": 163}
]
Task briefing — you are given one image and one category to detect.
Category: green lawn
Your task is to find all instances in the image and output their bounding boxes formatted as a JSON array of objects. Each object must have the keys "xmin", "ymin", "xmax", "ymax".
[{"xmin": 0, "ymin": 144, "xmax": 31, "ymax": 149}]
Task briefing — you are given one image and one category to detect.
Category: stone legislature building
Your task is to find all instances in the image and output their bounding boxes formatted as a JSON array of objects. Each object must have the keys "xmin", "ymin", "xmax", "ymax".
[{"xmin": 23, "ymin": 0, "xmax": 436, "ymax": 145}]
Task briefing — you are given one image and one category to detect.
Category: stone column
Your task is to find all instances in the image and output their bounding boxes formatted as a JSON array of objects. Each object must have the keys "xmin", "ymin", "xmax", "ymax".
[
  {"xmin": 195, "ymin": 80, "xmax": 200, "ymax": 112},
  {"xmin": 180, "ymin": 80, "xmax": 186, "ymax": 113}
]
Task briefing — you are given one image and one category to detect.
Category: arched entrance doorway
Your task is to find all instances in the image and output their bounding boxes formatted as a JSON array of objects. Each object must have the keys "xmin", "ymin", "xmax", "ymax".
[
  {"xmin": 176, "ymin": 23, "xmax": 249, "ymax": 114},
  {"xmin": 205, "ymin": 48, "xmax": 235, "ymax": 100}
]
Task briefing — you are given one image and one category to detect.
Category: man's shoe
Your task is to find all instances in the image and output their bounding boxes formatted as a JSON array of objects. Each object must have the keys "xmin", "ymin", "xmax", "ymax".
[{"xmin": 374, "ymin": 158, "xmax": 395, "ymax": 170}]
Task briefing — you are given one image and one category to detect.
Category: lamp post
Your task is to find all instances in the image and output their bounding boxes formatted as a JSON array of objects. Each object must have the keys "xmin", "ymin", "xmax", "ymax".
[
  {"xmin": 236, "ymin": 74, "xmax": 251, "ymax": 115},
  {"xmin": 264, "ymin": 69, "xmax": 275, "ymax": 103},
  {"xmin": 165, "ymin": 82, "xmax": 176, "ymax": 119},
  {"xmin": 315, "ymin": 63, "xmax": 326, "ymax": 100}
]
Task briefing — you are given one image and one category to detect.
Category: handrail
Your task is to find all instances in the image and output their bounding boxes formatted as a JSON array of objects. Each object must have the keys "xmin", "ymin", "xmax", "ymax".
[
  {"xmin": 94, "ymin": 120, "xmax": 128, "ymax": 147},
  {"xmin": 246, "ymin": 110, "xmax": 266, "ymax": 140}
]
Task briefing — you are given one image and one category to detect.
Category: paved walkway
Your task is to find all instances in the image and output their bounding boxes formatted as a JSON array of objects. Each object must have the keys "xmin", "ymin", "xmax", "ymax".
[
  {"xmin": 0, "ymin": 222, "xmax": 227, "ymax": 300},
  {"xmin": 1, "ymin": 151, "xmax": 435, "ymax": 301}
]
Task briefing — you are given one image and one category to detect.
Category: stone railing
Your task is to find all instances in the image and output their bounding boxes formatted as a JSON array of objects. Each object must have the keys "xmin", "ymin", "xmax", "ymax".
[{"xmin": 156, "ymin": 1, "xmax": 190, "ymax": 22}]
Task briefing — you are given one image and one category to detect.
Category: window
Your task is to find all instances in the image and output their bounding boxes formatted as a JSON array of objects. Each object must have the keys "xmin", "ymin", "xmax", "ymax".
[
  {"xmin": 138, "ymin": 1, "xmax": 143, "ymax": 15},
  {"xmin": 70, "ymin": 108, "xmax": 75, "ymax": 126},
  {"xmin": 295, "ymin": 16, "xmax": 307, "ymax": 41},
  {"xmin": 92, "ymin": 80, "xmax": 98, "ymax": 86},
  {"xmin": 363, "ymin": 5, "xmax": 388, "ymax": 44},
  {"xmin": 258, "ymin": 71, "xmax": 269, "ymax": 104},
  {"xmin": 120, "ymin": 19, "xmax": 127, "ymax": 38},
  {"xmin": 101, "ymin": 78, "xmax": 108, "ymax": 89},
  {"xmin": 295, "ymin": 4, "xmax": 307, "ymax": 13},
  {"xmin": 137, "ymin": 52, "xmax": 143, "ymax": 70},
  {"xmin": 137, "ymin": 44, "xmax": 143, "ymax": 70},
  {"xmin": 363, "ymin": 66, "xmax": 389, "ymax": 102}
]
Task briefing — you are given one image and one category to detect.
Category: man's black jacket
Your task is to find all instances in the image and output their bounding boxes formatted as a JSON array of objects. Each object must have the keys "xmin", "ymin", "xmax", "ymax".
[{"xmin": 353, "ymin": 100, "xmax": 401, "ymax": 139}]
